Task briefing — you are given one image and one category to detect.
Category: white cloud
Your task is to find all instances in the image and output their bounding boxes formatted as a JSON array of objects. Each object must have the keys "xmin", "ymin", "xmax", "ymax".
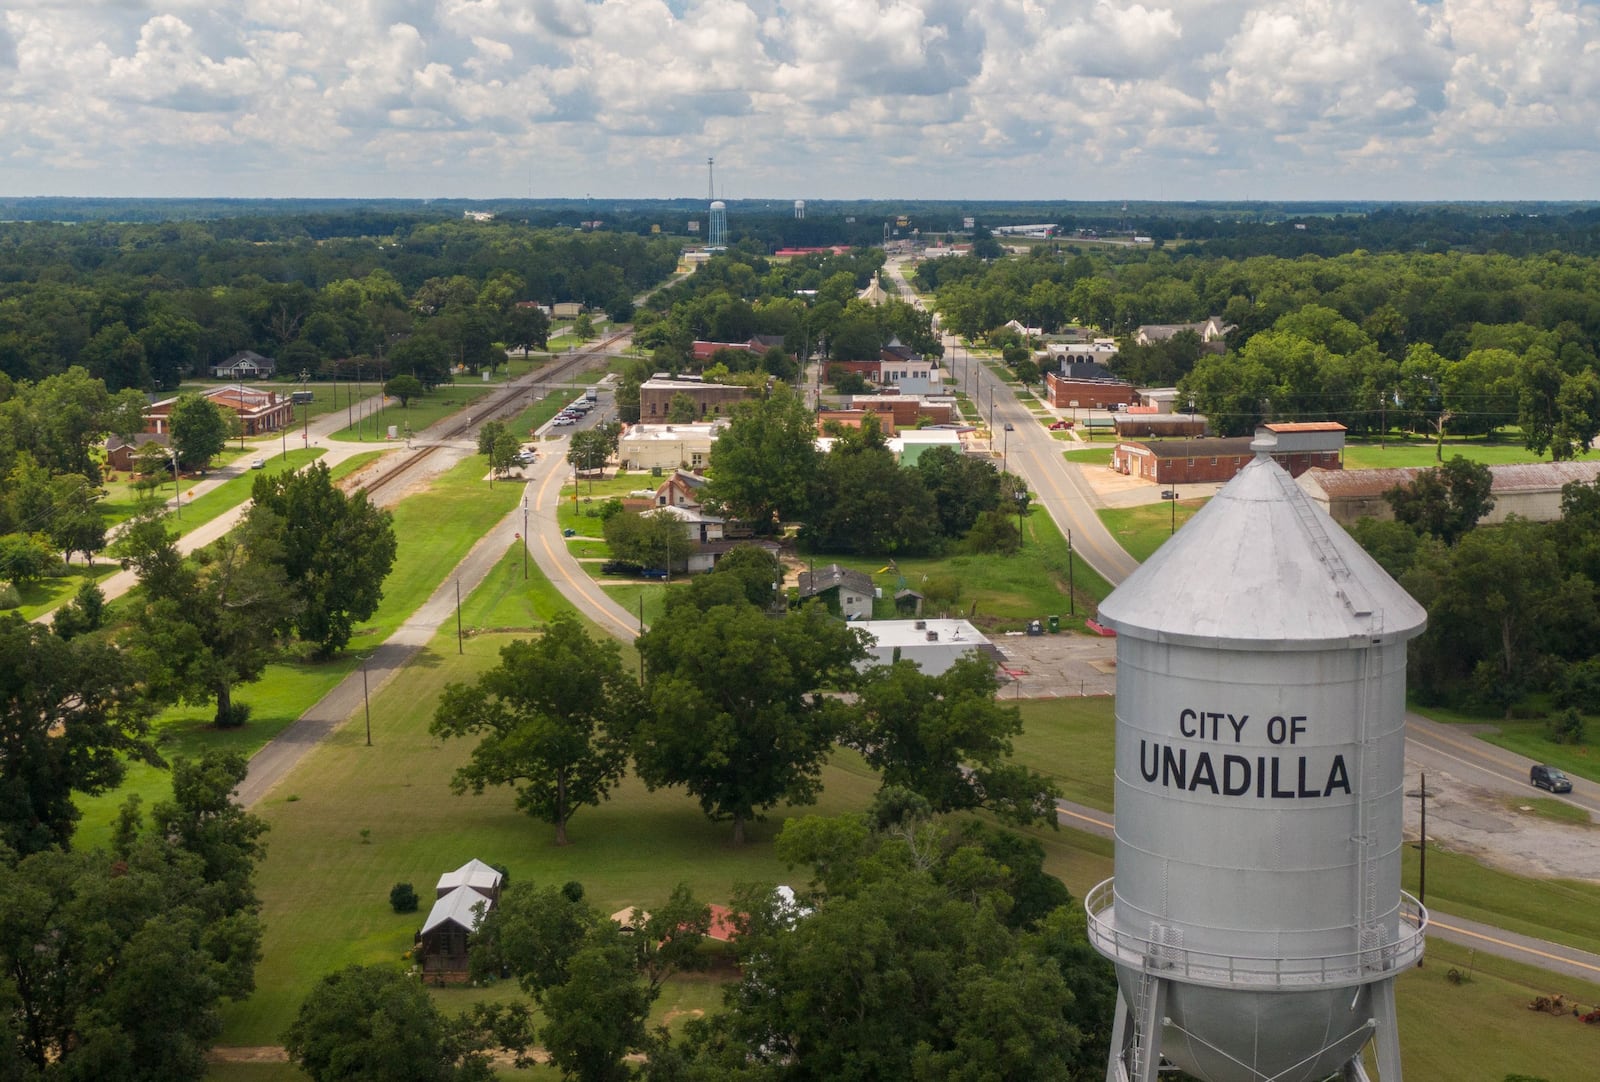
[{"xmin": 0, "ymin": 0, "xmax": 1595, "ymax": 199}]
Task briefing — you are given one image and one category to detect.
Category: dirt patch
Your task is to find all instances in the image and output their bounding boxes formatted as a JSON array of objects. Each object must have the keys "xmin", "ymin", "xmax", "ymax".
[{"xmin": 1403, "ymin": 770, "xmax": 1600, "ymax": 882}]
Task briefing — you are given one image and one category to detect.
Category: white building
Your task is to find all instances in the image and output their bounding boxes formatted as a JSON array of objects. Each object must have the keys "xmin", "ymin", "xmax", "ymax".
[
  {"xmin": 617, "ymin": 421, "xmax": 726, "ymax": 472},
  {"xmin": 855, "ymin": 619, "xmax": 999, "ymax": 676},
  {"xmin": 878, "ymin": 357, "xmax": 940, "ymax": 396}
]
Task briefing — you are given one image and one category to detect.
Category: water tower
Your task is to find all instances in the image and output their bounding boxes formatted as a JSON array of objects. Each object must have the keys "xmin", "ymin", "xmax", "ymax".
[
  {"xmin": 795, "ymin": 199, "xmax": 806, "ymax": 220},
  {"xmin": 708, "ymin": 200, "xmax": 727, "ymax": 248},
  {"xmin": 1088, "ymin": 442, "xmax": 1427, "ymax": 1082}
]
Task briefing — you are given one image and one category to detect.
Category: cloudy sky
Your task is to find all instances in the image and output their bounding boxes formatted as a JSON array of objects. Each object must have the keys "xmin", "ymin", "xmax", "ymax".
[{"xmin": 2, "ymin": 0, "xmax": 1596, "ymax": 202}]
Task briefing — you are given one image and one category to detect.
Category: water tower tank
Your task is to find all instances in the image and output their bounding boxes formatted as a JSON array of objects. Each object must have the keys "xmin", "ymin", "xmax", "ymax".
[
  {"xmin": 1088, "ymin": 446, "xmax": 1427, "ymax": 1082},
  {"xmin": 708, "ymin": 200, "xmax": 727, "ymax": 248},
  {"xmin": 795, "ymin": 199, "xmax": 806, "ymax": 219}
]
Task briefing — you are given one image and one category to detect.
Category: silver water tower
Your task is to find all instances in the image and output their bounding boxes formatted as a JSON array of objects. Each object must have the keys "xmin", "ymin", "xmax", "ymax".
[{"xmin": 1089, "ymin": 444, "xmax": 1428, "ymax": 1082}]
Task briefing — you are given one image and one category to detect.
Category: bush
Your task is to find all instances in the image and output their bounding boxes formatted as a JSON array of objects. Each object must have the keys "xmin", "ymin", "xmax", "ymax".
[
  {"xmin": 0, "ymin": 582, "xmax": 19, "ymax": 611},
  {"xmin": 215, "ymin": 701, "xmax": 253, "ymax": 729},
  {"xmin": 390, "ymin": 882, "xmax": 419, "ymax": 913},
  {"xmin": 1547, "ymin": 708, "xmax": 1587, "ymax": 746}
]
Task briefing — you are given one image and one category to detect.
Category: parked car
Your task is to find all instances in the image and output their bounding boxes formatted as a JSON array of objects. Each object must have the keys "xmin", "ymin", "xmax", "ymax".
[
  {"xmin": 601, "ymin": 559, "xmax": 641, "ymax": 575},
  {"xmin": 640, "ymin": 568, "xmax": 669, "ymax": 580},
  {"xmin": 251, "ymin": 458, "xmax": 266, "ymax": 469},
  {"xmin": 1048, "ymin": 420, "xmax": 1074, "ymax": 430},
  {"xmin": 1530, "ymin": 764, "xmax": 1573, "ymax": 793},
  {"xmin": 514, "ymin": 451, "xmax": 537, "ymax": 464}
]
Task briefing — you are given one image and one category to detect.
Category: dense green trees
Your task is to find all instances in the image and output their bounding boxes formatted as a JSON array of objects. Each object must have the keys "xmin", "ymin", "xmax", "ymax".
[
  {"xmin": 167, "ymin": 392, "xmax": 230, "ymax": 470},
  {"xmin": 285, "ymin": 965, "xmax": 501, "ymax": 1082},
  {"xmin": 472, "ymin": 881, "xmax": 709, "ymax": 1082},
  {"xmin": 0, "ymin": 750, "xmax": 266, "ymax": 1081},
  {"xmin": 431, "ymin": 614, "xmax": 642, "ymax": 846},
  {"xmin": 122, "ymin": 513, "xmax": 295, "ymax": 727},
  {"xmin": 849, "ymin": 655, "xmax": 1060, "ymax": 825},
  {"xmin": 654, "ymin": 803, "xmax": 1115, "ymax": 1081},
  {"xmin": 634, "ymin": 598, "xmax": 866, "ymax": 844},
  {"xmin": 247, "ymin": 462, "xmax": 398, "ymax": 657},
  {"xmin": 0, "ymin": 613, "xmax": 158, "ymax": 855},
  {"xmin": 704, "ymin": 385, "xmax": 819, "ymax": 532},
  {"xmin": 1385, "ymin": 456, "xmax": 1495, "ymax": 544}
]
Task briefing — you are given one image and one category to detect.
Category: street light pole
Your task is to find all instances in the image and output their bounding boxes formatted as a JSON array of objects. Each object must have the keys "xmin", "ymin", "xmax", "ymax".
[
  {"xmin": 169, "ymin": 447, "xmax": 182, "ymax": 521},
  {"xmin": 361, "ymin": 655, "xmax": 372, "ymax": 747},
  {"xmin": 522, "ymin": 496, "xmax": 529, "ymax": 580},
  {"xmin": 1066, "ymin": 527, "xmax": 1075, "ymax": 614}
]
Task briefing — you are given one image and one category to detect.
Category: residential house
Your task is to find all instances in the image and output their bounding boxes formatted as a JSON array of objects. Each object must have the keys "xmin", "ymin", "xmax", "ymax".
[
  {"xmin": 1133, "ymin": 316, "xmax": 1234, "ymax": 353},
  {"xmin": 105, "ymin": 432, "xmax": 170, "ymax": 473},
  {"xmin": 797, "ymin": 564, "xmax": 876, "ymax": 621},
  {"xmin": 416, "ymin": 859, "xmax": 502, "ymax": 979},
  {"xmin": 654, "ymin": 469, "xmax": 709, "ymax": 509},
  {"xmin": 210, "ymin": 350, "xmax": 276, "ymax": 380}
]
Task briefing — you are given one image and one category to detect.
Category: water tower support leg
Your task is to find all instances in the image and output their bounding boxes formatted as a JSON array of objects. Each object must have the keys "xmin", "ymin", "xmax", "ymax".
[
  {"xmin": 1104, "ymin": 975, "xmax": 1168, "ymax": 1082},
  {"xmin": 1370, "ymin": 979, "xmax": 1403, "ymax": 1081}
]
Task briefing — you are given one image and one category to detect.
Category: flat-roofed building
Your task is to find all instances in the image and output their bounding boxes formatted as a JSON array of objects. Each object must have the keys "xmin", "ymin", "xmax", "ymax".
[
  {"xmin": 639, "ymin": 376, "xmax": 753, "ymax": 420},
  {"xmin": 618, "ymin": 421, "xmax": 727, "ymax": 472}
]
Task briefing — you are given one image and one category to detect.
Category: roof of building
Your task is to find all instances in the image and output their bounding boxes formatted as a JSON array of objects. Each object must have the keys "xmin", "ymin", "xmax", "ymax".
[
  {"xmin": 1053, "ymin": 364, "xmax": 1130, "ymax": 385},
  {"xmin": 648, "ymin": 504, "xmax": 724, "ymax": 525},
  {"xmin": 1264, "ymin": 422, "xmax": 1348, "ymax": 434},
  {"xmin": 622, "ymin": 422, "xmax": 727, "ymax": 441},
  {"xmin": 798, "ymin": 564, "xmax": 875, "ymax": 598},
  {"xmin": 436, "ymin": 858, "xmax": 502, "ymax": 895},
  {"xmin": 1099, "ymin": 452, "xmax": 1426, "ymax": 650},
  {"xmin": 1302, "ymin": 460, "xmax": 1600, "ymax": 499},
  {"xmin": 1120, "ymin": 437, "xmax": 1255, "ymax": 459},
  {"xmin": 420, "ymin": 885, "xmax": 492, "ymax": 935},
  {"xmin": 856, "ymin": 618, "xmax": 989, "ymax": 649}
]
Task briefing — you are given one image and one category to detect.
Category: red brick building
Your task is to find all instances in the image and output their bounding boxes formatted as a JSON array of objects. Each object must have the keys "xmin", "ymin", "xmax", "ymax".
[
  {"xmin": 849, "ymin": 395, "xmax": 954, "ymax": 427},
  {"xmin": 1044, "ymin": 369, "xmax": 1136, "ymax": 410},
  {"xmin": 1112, "ymin": 423, "xmax": 1346, "ymax": 485}
]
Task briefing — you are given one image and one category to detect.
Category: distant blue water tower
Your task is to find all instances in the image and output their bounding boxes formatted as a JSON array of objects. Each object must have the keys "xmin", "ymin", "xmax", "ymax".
[{"xmin": 1089, "ymin": 442, "xmax": 1428, "ymax": 1082}]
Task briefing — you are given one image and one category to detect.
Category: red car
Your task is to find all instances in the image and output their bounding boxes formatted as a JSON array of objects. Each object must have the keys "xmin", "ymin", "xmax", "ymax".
[{"xmin": 1048, "ymin": 420, "xmax": 1075, "ymax": 430}]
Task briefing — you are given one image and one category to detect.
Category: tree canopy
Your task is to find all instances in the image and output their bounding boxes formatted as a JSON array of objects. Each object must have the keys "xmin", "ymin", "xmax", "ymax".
[
  {"xmin": 431, "ymin": 614, "xmax": 642, "ymax": 845},
  {"xmin": 633, "ymin": 599, "xmax": 866, "ymax": 843},
  {"xmin": 0, "ymin": 613, "xmax": 158, "ymax": 855},
  {"xmin": 248, "ymin": 461, "xmax": 398, "ymax": 656}
]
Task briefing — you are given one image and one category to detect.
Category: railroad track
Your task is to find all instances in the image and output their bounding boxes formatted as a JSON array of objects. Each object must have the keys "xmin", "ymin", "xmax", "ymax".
[{"xmin": 354, "ymin": 330, "xmax": 630, "ymax": 502}]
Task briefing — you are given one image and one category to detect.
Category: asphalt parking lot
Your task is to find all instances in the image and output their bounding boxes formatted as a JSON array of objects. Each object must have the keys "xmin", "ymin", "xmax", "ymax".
[{"xmin": 988, "ymin": 629, "xmax": 1118, "ymax": 699}]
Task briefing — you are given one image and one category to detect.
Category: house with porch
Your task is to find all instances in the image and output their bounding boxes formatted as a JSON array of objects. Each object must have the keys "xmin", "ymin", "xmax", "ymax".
[{"xmin": 211, "ymin": 350, "xmax": 277, "ymax": 380}]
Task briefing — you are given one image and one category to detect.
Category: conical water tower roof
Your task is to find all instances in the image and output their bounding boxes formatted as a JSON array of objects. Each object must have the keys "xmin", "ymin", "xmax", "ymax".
[{"xmin": 1097, "ymin": 452, "xmax": 1426, "ymax": 651}]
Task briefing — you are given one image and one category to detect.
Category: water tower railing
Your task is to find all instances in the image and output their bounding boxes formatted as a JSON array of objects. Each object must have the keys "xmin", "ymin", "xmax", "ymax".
[{"xmin": 1084, "ymin": 879, "xmax": 1428, "ymax": 990}]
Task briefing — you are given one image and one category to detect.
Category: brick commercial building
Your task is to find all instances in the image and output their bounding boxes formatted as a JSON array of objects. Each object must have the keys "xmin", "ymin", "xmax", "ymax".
[
  {"xmin": 849, "ymin": 395, "xmax": 954, "ymax": 427},
  {"xmin": 1299, "ymin": 460, "xmax": 1600, "ymax": 527},
  {"xmin": 145, "ymin": 385, "xmax": 295, "ymax": 437},
  {"xmin": 1044, "ymin": 365, "xmax": 1137, "ymax": 410},
  {"xmin": 1112, "ymin": 423, "xmax": 1345, "ymax": 486},
  {"xmin": 639, "ymin": 376, "xmax": 754, "ymax": 420}
]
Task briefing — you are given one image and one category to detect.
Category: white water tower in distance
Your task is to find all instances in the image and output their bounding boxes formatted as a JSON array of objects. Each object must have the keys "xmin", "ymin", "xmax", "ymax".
[
  {"xmin": 795, "ymin": 199, "xmax": 806, "ymax": 220},
  {"xmin": 1088, "ymin": 443, "xmax": 1428, "ymax": 1082},
  {"xmin": 708, "ymin": 200, "xmax": 727, "ymax": 248}
]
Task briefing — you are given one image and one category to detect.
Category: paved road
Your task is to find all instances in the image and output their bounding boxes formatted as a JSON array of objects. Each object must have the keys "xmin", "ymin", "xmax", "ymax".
[{"xmin": 881, "ymin": 259, "xmax": 1137, "ymax": 586}]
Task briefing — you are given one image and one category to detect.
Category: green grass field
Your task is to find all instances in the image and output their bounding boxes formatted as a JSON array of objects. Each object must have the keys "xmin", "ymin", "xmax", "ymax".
[
  {"xmin": 1098, "ymin": 499, "xmax": 1206, "ymax": 563},
  {"xmin": 1342, "ymin": 435, "xmax": 1550, "ymax": 470},
  {"xmin": 168, "ymin": 449, "xmax": 326, "ymax": 536},
  {"xmin": 11, "ymin": 562, "xmax": 122, "ymax": 620},
  {"xmin": 1420, "ymin": 705, "xmax": 1600, "ymax": 787},
  {"xmin": 327, "ymin": 383, "xmax": 497, "ymax": 443}
]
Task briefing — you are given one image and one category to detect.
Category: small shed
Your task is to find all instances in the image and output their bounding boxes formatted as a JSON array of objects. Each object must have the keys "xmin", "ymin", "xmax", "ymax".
[{"xmin": 416, "ymin": 859, "xmax": 503, "ymax": 979}]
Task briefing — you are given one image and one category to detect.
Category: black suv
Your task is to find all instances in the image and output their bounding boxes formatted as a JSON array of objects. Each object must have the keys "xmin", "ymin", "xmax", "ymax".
[{"xmin": 1530, "ymin": 764, "xmax": 1573, "ymax": 793}]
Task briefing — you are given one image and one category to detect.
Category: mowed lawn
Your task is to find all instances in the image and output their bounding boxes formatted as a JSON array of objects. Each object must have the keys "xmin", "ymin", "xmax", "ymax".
[
  {"xmin": 73, "ymin": 454, "xmax": 524, "ymax": 850},
  {"xmin": 219, "ymin": 620, "xmax": 885, "ymax": 1048},
  {"xmin": 1098, "ymin": 499, "xmax": 1206, "ymax": 563}
]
